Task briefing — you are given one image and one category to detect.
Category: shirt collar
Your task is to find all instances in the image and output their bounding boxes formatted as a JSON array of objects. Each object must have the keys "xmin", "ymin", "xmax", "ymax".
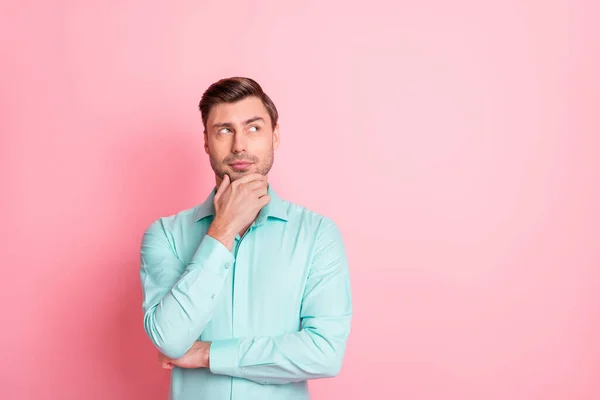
[{"xmin": 194, "ymin": 183, "xmax": 289, "ymax": 224}]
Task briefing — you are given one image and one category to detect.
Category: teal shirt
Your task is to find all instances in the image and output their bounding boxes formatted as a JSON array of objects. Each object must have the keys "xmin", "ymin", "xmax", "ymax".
[{"xmin": 140, "ymin": 185, "xmax": 352, "ymax": 400}]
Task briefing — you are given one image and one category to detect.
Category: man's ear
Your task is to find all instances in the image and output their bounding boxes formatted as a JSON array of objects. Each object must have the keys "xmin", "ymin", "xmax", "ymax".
[
  {"xmin": 203, "ymin": 131, "xmax": 209, "ymax": 154},
  {"xmin": 272, "ymin": 124, "xmax": 280, "ymax": 150}
]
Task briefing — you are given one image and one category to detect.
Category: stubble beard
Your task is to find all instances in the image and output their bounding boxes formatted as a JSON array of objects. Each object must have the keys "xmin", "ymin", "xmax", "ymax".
[{"xmin": 209, "ymin": 148, "xmax": 274, "ymax": 182}]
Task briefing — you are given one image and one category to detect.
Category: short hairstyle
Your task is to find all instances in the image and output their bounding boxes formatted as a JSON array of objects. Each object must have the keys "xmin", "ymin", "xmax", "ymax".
[{"xmin": 199, "ymin": 77, "xmax": 279, "ymax": 130}]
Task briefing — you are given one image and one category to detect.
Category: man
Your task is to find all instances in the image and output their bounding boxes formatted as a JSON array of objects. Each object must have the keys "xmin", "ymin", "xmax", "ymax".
[{"xmin": 139, "ymin": 77, "xmax": 352, "ymax": 400}]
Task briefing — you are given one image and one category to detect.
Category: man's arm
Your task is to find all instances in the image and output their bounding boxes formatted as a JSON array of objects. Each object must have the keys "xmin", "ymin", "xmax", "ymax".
[
  {"xmin": 140, "ymin": 220, "xmax": 234, "ymax": 359},
  {"xmin": 141, "ymin": 173, "xmax": 269, "ymax": 360},
  {"xmin": 208, "ymin": 218, "xmax": 353, "ymax": 385}
]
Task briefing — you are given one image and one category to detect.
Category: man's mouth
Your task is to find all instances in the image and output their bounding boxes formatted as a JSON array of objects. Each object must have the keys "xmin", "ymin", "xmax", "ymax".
[{"xmin": 229, "ymin": 161, "xmax": 253, "ymax": 170}]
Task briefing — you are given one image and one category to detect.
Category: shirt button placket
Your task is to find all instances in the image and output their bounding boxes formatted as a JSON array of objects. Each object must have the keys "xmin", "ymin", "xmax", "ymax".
[{"xmin": 231, "ymin": 231, "xmax": 251, "ymax": 400}]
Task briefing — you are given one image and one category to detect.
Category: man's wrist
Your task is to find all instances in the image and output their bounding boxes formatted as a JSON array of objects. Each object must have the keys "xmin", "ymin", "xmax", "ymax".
[{"xmin": 207, "ymin": 219, "xmax": 236, "ymax": 250}]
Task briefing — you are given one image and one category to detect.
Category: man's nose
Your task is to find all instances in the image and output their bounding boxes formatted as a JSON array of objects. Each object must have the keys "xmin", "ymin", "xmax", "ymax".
[{"xmin": 232, "ymin": 131, "xmax": 247, "ymax": 153}]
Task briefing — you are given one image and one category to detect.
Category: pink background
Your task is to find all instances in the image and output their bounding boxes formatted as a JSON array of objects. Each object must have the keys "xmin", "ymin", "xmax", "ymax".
[{"xmin": 2, "ymin": 1, "xmax": 599, "ymax": 399}]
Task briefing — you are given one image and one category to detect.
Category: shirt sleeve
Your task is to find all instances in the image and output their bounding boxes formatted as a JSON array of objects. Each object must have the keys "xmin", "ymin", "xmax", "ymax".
[
  {"xmin": 140, "ymin": 219, "xmax": 235, "ymax": 359},
  {"xmin": 209, "ymin": 217, "xmax": 353, "ymax": 385}
]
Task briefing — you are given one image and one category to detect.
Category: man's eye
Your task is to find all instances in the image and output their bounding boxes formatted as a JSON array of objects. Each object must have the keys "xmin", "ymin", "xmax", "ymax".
[
  {"xmin": 219, "ymin": 128, "xmax": 231, "ymax": 134},
  {"xmin": 249, "ymin": 126, "xmax": 259, "ymax": 132}
]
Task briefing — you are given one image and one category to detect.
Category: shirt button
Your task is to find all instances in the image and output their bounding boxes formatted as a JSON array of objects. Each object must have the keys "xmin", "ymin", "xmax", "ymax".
[
  {"xmin": 210, "ymin": 294, "xmax": 216, "ymax": 300},
  {"xmin": 224, "ymin": 263, "xmax": 230, "ymax": 269}
]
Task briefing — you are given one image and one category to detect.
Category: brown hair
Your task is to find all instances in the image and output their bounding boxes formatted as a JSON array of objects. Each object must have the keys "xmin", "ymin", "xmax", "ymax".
[{"xmin": 199, "ymin": 77, "xmax": 279, "ymax": 130}]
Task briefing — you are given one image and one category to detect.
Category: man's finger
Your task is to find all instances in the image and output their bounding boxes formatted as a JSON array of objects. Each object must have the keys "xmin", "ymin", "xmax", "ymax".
[
  {"xmin": 246, "ymin": 179, "xmax": 269, "ymax": 192},
  {"xmin": 253, "ymin": 187, "xmax": 268, "ymax": 198},
  {"xmin": 258, "ymin": 195, "xmax": 271, "ymax": 208},
  {"xmin": 214, "ymin": 174, "xmax": 231, "ymax": 200}
]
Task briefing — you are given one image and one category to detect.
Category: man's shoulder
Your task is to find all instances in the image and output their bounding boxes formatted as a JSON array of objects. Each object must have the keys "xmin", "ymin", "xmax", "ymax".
[
  {"xmin": 142, "ymin": 204, "xmax": 199, "ymax": 237},
  {"xmin": 280, "ymin": 198, "xmax": 338, "ymax": 232}
]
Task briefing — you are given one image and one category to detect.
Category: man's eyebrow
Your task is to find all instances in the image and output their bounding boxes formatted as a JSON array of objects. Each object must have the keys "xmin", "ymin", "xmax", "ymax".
[
  {"xmin": 243, "ymin": 117, "xmax": 265, "ymax": 125},
  {"xmin": 211, "ymin": 117, "xmax": 265, "ymax": 130},
  {"xmin": 212, "ymin": 121, "xmax": 233, "ymax": 129}
]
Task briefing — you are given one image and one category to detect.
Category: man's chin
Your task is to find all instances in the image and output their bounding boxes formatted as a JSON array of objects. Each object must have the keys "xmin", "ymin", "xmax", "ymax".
[
  {"xmin": 216, "ymin": 166, "xmax": 266, "ymax": 181},
  {"xmin": 223, "ymin": 169, "xmax": 252, "ymax": 181},
  {"xmin": 231, "ymin": 169, "xmax": 250, "ymax": 177}
]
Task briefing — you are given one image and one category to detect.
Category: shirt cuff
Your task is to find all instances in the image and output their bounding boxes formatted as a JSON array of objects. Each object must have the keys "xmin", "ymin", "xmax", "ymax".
[
  {"xmin": 209, "ymin": 338, "xmax": 242, "ymax": 378},
  {"xmin": 189, "ymin": 234, "xmax": 235, "ymax": 273}
]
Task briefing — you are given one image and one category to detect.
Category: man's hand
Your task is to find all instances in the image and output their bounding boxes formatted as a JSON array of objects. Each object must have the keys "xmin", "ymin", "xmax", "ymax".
[
  {"xmin": 158, "ymin": 341, "xmax": 211, "ymax": 370},
  {"xmin": 208, "ymin": 173, "xmax": 270, "ymax": 249}
]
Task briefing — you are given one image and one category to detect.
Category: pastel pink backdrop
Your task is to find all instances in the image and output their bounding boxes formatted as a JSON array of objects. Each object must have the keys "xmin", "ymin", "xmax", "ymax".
[{"xmin": 2, "ymin": 1, "xmax": 599, "ymax": 399}]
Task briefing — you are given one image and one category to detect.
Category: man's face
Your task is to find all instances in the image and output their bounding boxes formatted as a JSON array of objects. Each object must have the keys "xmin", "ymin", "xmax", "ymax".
[{"xmin": 204, "ymin": 96, "xmax": 280, "ymax": 182}]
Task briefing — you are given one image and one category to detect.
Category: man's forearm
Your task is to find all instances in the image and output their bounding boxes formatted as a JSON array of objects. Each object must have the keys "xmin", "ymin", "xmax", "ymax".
[
  {"xmin": 164, "ymin": 326, "xmax": 349, "ymax": 385},
  {"xmin": 141, "ymin": 227, "xmax": 235, "ymax": 359},
  {"xmin": 208, "ymin": 317, "xmax": 351, "ymax": 385}
]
